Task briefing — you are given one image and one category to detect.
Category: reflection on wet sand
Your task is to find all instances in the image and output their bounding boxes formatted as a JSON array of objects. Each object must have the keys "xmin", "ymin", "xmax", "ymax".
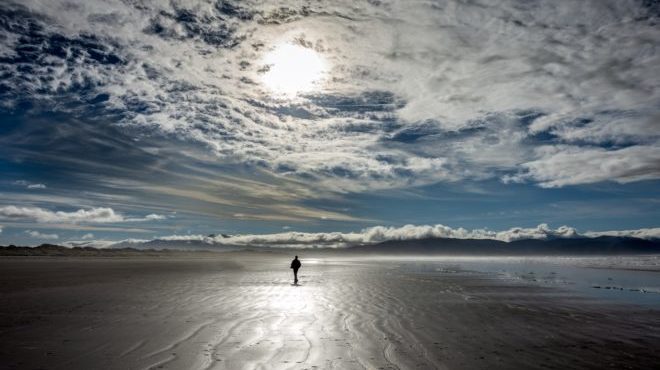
[{"xmin": 1, "ymin": 254, "xmax": 659, "ymax": 369}]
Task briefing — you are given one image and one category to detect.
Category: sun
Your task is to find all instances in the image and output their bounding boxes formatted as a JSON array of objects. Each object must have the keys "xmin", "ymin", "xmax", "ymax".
[{"xmin": 261, "ymin": 43, "xmax": 327, "ymax": 97}]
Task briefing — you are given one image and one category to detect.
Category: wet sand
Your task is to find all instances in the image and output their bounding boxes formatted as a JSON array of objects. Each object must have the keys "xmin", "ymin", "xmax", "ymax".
[{"xmin": 1, "ymin": 254, "xmax": 659, "ymax": 369}]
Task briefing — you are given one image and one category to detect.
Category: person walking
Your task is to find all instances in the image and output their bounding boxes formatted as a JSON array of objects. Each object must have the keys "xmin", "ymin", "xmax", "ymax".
[{"xmin": 290, "ymin": 255, "xmax": 301, "ymax": 285}]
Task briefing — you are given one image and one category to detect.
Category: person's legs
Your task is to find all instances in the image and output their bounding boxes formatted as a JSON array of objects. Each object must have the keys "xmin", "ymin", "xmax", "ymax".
[{"xmin": 293, "ymin": 268, "xmax": 298, "ymax": 283}]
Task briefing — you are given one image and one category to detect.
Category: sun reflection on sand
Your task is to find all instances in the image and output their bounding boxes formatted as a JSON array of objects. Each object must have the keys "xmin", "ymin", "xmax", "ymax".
[{"xmin": 266, "ymin": 279, "xmax": 316, "ymax": 312}]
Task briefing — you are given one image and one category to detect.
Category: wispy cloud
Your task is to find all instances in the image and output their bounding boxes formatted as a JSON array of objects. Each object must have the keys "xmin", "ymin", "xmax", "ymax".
[
  {"xmin": 505, "ymin": 145, "xmax": 660, "ymax": 188},
  {"xmin": 0, "ymin": 222, "xmax": 153, "ymax": 233},
  {"xmin": 25, "ymin": 230, "xmax": 59, "ymax": 240},
  {"xmin": 0, "ymin": 205, "xmax": 165, "ymax": 224},
  {"xmin": 14, "ymin": 180, "xmax": 46, "ymax": 190}
]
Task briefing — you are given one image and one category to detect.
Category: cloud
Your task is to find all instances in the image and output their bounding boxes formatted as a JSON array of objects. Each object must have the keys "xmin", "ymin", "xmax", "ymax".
[
  {"xmin": 0, "ymin": 205, "xmax": 165, "ymax": 224},
  {"xmin": 14, "ymin": 181, "xmax": 47, "ymax": 189},
  {"xmin": 125, "ymin": 213, "xmax": 167, "ymax": 222},
  {"xmin": 226, "ymin": 223, "xmax": 579, "ymax": 245},
  {"xmin": 25, "ymin": 230, "xmax": 59, "ymax": 240},
  {"xmin": 0, "ymin": 114, "xmax": 359, "ymax": 223},
  {"xmin": 0, "ymin": 0, "xmax": 657, "ymax": 193},
  {"xmin": 585, "ymin": 228, "xmax": 660, "ymax": 240},
  {"xmin": 506, "ymin": 145, "xmax": 660, "ymax": 187},
  {"xmin": 102, "ymin": 223, "xmax": 620, "ymax": 249},
  {"xmin": 64, "ymin": 239, "xmax": 116, "ymax": 249}
]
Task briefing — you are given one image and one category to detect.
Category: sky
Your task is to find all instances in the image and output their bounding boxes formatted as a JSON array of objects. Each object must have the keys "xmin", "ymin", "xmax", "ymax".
[{"xmin": 0, "ymin": 0, "xmax": 659, "ymax": 246}]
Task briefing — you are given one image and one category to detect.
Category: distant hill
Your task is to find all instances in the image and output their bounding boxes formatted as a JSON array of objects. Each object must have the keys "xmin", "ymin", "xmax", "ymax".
[
  {"xmin": 108, "ymin": 238, "xmax": 241, "ymax": 252},
  {"xmin": 346, "ymin": 236, "xmax": 660, "ymax": 255},
  {"xmin": 0, "ymin": 244, "xmax": 221, "ymax": 256}
]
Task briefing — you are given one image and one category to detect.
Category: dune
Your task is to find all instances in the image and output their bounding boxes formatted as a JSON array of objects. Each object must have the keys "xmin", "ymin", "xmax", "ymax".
[{"xmin": 1, "ymin": 253, "xmax": 659, "ymax": 369}]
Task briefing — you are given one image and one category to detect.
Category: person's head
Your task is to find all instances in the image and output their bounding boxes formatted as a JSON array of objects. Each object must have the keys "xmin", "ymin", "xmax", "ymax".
[{"xmin": 294, "ymin": 255, "xmax": 298, "ymax": 259}]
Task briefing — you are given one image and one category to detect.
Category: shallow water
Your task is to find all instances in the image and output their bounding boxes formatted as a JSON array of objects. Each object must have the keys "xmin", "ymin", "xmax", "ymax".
[{"xmin": 382, "ymin": 256, "xmax": 660, "ymax": 306}]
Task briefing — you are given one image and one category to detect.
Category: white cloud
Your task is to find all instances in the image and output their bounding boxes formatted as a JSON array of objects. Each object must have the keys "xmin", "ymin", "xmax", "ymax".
[
  {"xmin": 64, "ymin": 239, "xmax": 117, "ymax": 249},
  {"xmin": 144, "ymin": 213, "xmax": 166, "ymax": 220},
  {"xmin": 57, "ymin": 223, "xmax": 658, "ymax": 250},
  {"xmin": 105, "ymin": 223, "xmax": 596, "ymax": 249},
  {"xmin": 25, "ymin": 230, "xmax": 59, "ymax": 240},
  {"xmin": 585, "ymin": 228, "xmax": 660, "ymax": 240},
  {"xmin": 14, "ymin": 180, "xmax": 46, "ymax": 189},
  {"xmin": 1, "ymin": 0, "xmax": 657, "ymax": 191},
  {"xmin": 125, "ymin": 213, "xmax": 167, "ymax": 222},
  {"xmin": 0, "ymin": 205, "xmax": 165, "ymax": 224},
  {"xmin": 507, "ymin": 145, "xmax": 660, "ymax": 187}
]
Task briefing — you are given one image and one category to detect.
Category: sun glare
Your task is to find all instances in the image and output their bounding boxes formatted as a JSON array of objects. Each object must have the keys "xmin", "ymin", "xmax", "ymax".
[{"xmin": 261, "ymin": 43, "xmax": 327, "ymax": 97}]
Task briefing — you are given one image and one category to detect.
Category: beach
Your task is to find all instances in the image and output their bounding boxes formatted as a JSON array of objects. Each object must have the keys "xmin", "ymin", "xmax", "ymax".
[{"xmin": 1, "ymin": 253, "xmax": 659, "ymax": 369}]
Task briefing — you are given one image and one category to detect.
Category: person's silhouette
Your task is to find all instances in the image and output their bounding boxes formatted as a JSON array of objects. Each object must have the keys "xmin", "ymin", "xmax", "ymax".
[{"xmin": 290, "ymin": 255, "xmax": 301, "ymax": 284}]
